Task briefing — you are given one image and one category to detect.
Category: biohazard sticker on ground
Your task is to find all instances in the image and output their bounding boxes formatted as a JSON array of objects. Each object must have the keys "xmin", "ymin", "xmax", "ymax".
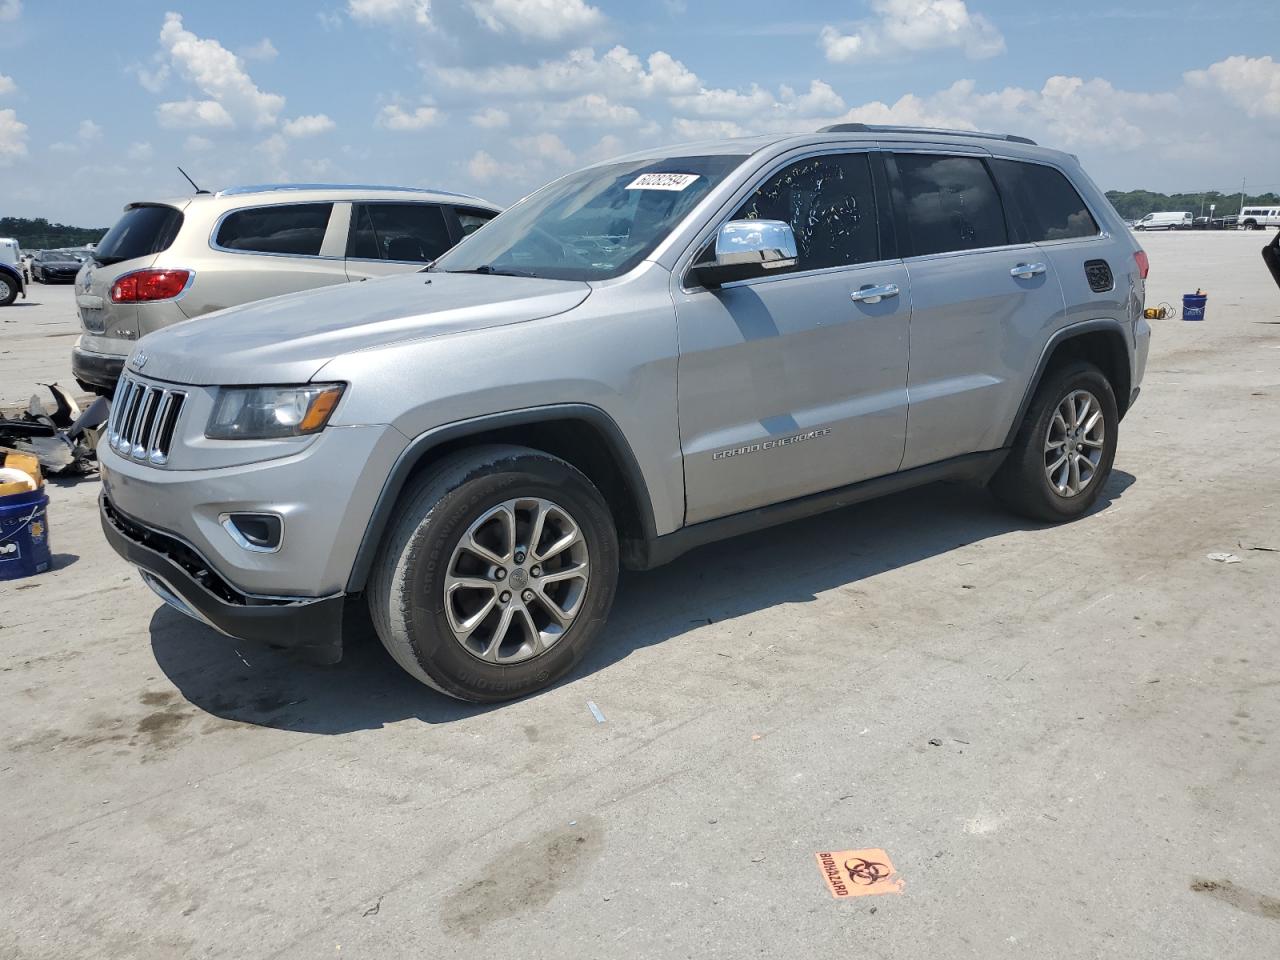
[{"xmin": 815, "ymin": 849, "xmax": 905, "ymax": 899}]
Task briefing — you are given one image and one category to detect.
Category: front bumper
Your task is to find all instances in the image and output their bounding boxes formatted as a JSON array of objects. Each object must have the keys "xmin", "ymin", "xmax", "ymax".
[
  {"xmin": 71, "ymin": 344, "xmax": 125, "ymax": 392},
  {"xmin": 101, "ymin": 493, "xmax": 345, "ymax": 662}
]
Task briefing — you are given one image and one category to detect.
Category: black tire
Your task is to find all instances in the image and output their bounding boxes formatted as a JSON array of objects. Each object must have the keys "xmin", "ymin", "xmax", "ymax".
[
  {"xmin": 0, "ymin": 275, "xmax": 16, "ymax": 307},
  {"xmin": 990, "ymin": 362, "xmax": 1119, "ymax": 523},
  {"xmin": 367, "ymin": 444, "xmax": 619, "ymax": 702}
]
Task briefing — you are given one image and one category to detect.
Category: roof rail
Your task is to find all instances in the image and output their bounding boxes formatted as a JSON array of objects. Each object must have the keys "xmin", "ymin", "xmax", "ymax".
[
  {"xmin": 818, "ymin": 123, "xmax": 1037, "ymax": 146},
  {"xmin": 215, "ymin": 183, "xmax": 473, "ymax": 198}
]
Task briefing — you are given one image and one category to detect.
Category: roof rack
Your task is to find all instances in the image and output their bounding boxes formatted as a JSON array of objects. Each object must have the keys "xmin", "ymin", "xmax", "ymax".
[
  {"xmin": 215, "ymin": 183, "xmax": 473, "ymax": 198},
  {"xmin": 818, "ymin": 123, "xmax": 1037, "ymax": 146}
]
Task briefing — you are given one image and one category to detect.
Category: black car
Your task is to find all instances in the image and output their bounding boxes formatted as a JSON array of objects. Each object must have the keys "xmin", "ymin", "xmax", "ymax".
[{"xmin": 31, "ymin": 250, "xmax": 83, "ymax": 283}]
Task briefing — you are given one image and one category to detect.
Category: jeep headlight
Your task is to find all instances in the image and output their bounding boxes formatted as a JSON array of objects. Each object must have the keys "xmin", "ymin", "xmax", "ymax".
[{"xmin": 206, "ymin": 384, "xmax": 345, "ymax": 440}]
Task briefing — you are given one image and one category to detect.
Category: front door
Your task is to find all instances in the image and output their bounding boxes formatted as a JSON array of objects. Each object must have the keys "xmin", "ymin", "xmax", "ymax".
[
  {"xmin": 675, "ymin": 151, "xmax": 911, "ymax": 525},
  {"xmin": 886, "ymin": 151, "xmax": 1068, "ymax": 468}
]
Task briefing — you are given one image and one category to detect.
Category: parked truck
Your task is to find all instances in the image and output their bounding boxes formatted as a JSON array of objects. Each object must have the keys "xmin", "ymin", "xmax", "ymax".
[{"xmin": 0, "ymin": 238, "xmax": 26, "ymax": 306}]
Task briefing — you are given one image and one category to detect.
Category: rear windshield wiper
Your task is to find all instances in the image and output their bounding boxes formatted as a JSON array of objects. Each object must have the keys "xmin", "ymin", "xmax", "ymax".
[{"xmin": 443, "ymin": 265, "xmax": 537, "ymax": 278}]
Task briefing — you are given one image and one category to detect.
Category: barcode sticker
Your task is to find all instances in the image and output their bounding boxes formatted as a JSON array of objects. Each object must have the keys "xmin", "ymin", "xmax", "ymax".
[{"xmin": 626, "ymin": 173, "xmax": 700, "ymax": 192}]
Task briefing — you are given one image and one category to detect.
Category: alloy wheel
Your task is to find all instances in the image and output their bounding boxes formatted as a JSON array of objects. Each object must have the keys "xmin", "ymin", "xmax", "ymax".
[
  {"xmin": 1044, "ymin": 389, "xmax": 1105, "ymax": 497},
  {"xmin": 443, "ymin": 497, "xmax": 591, "ymax": 664}
]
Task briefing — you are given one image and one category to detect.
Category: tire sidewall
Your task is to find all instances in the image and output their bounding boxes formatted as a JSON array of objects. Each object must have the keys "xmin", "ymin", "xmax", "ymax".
[
  {"xmin": 398, "ymin": 457, "xmax": 618, "ymax": 701},
  {"xmin": 1026, "ymin": 366, "xmax": 1118, "ymax": 519}
]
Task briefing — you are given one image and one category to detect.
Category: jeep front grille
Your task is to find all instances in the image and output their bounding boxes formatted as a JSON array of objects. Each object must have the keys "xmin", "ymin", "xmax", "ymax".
[{"xmin": 109, "ymin": 375, "xmax": 186, "ymax": 465}]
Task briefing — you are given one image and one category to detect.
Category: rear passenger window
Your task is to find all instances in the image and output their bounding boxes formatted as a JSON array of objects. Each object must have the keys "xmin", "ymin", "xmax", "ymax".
[
  {"xmin": 989, "ymin": 159, "xmax": 1099, "ymax": 243},
  {"xmin": 731, "ymin": 152, "xmax": 879, "ymax": 273},
  {"xmin": 456, "ymin": 207, "xmax": 497, "ymax": 237},
  {"xmin": 348, "ymin": 203, "xmax": 452, "ymax": 262},
  {"xmin": 891, "ymin": 153, "xmax": 1007, "ymax": 256},
  {"xmin": 215, "ymin": 203, "xmax": 333, "ymax": 256}
]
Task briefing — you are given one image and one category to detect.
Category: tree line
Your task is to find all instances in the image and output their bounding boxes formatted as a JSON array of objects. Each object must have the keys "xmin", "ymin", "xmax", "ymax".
[
  {"xmin": 1105, "ymin": 190, "xmax": 1280, "ymax": 221},
  {"xmin": 0, "ymin": 217, "xmax": 108, "ymax": 251}
]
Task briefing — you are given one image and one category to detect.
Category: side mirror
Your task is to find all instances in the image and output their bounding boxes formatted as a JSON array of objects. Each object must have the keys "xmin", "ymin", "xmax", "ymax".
[{"xmin": 691, "ymin": 219, "xmax": 798, "ymax": 289}]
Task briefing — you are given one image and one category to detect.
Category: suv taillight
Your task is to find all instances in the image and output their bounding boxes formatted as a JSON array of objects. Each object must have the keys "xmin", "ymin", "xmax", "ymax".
[
  {"xmin": 110, "ymin": 269, "xmax": 191, "ymax": 303},
  {"xmin": 1134, "ymin": 250, "xmax": 1149, "ymax": 280}
]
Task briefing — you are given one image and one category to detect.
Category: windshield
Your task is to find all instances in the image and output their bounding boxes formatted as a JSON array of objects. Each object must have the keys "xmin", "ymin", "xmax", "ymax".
[
  {"xmin": 432, "ymin": 154, "xmax": 747, "ymax": 281},
  {"xmin": 95, "ymin": 204, "xmax": 184, "ymax": 265}
]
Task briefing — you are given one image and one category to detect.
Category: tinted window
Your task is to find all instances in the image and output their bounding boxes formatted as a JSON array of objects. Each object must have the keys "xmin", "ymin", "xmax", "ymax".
[
  {"xmin": 731, "ymin": 153, "xmax": 879, "ymax": 273},
  {"xmin": 348, "ymin": 203, "xmax": 453, "ymax": 262},
  {"xmin": 892, "ymin": 153, "xmax": 1007, "ymax": 256},
  {"xmin": 456, "ymin": 207, "xmax": 497, "ymax": 237},
  {"xmin": 989, "ymin": 159, "xmax": 1099, "ymax": 243},
  {"xmin": 215, "ymin": 203, "xmax": 333, "ymax": 256},
  {"xmin": 94, "ymin": 205, "xmax": 184, "ymax": 265}
]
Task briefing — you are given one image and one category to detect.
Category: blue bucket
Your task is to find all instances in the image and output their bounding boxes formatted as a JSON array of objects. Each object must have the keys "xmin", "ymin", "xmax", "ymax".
[
  {"xmin": 0, "ymin": 486, "xmax": 51, "ymax": 581},
  {"xmin": 1182, "ymin": 293, "xmax": 1208, "ymax": 321}
]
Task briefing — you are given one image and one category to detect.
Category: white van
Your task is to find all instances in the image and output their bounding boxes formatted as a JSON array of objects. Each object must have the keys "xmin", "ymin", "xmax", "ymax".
[
  {"xmin": 1240, "ymin": 207, "xmax": 1280, "ymax": 230},
  {"xmin": 1134, "ymin": 211, "xmax": 1191, "ymax": 231}
]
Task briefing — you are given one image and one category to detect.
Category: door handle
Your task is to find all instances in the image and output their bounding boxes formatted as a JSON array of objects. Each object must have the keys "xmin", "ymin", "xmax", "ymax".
[
  {"xmin": 1011, "ymin": 262, "xmax": 1047, "ymax": 279},
  {"xmin": 850, "ymin": 283, "xmax": 900, "ymax": 304}
]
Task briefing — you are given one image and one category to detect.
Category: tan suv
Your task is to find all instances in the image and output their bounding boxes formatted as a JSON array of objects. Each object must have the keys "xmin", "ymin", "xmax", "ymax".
[{"xmin": 72, "ymin": 184, "xmax": 500, "ymax": 393}]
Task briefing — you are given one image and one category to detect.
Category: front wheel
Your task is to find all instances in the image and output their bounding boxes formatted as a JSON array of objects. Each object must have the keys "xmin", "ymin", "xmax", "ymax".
[
  {"xmin": 367, "ymin": 445, "xmax": 619, "ymax": 702},
  {"xmin": 990, "ymin": 362, "xmax": 1119, "ymax": 523},
  {"xmin": 0, "ymin": 276, "xmax": 15, "ymax": 306}
]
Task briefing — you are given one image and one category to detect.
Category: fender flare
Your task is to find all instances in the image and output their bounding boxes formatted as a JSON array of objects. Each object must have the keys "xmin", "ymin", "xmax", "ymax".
[
  {"xmin": 345, "ymin": 403, "xmax": 657, "ymax": 593},
  {"xmin": 1003, "ymin": 318, "xmax": 1131, "ymax": 448}
]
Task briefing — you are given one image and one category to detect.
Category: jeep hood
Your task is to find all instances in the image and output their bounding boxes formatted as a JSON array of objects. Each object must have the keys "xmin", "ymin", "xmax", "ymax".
[{"xmin": 131, "ymin": 272, "xmax": 591, "ymax": 386}]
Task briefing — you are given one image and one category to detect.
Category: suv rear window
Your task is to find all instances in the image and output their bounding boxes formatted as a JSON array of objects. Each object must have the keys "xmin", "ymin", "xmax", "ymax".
[
  {"xmin": 215, "ymin": 203, "xmax": 333, "ymax": 256},
  {"xmin": 94, "ymin": 205, "xmax": 184, "ymax": 265},
  {"xmin": 891, "ymin": 153, "xmax": 1008, "ymax": 257},
  {"xmin": 347, "ymin": 202, "xmax": 452, "ymax": 262},
  {"xmin": 989, "ymin": 159, "xmax": 1099, "ymax": 243}
]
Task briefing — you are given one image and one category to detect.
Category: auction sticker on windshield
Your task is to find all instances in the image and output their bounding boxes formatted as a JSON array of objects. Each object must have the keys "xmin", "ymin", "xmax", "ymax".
[{"xmin": 626, "ymin": 173, "xmax": 700, "ymax": 191}]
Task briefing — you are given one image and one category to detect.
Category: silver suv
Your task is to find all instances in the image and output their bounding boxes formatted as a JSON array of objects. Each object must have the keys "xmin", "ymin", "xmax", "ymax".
[
  {"xmin": 99, "ymin": 125, "xmax": 1151, "ymax": 702},
  {"xmin": 72, "ymin": 184, "xmax": 500, "ymax": 393}
]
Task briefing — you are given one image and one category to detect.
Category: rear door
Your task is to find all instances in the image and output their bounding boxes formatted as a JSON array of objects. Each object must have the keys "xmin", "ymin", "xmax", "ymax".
[
  {"xmin": 182, "ymin": 202, "xmax": 347, "ymax": 316},
  {"xmin": 344, "ymin": 202, "xmax": 456, "ymax": 280},
  {"xmin": 987, "ymin": 157, "xmax": 1122, "ymax": 331},
  {"xmin": 886, "ymin": 150, "xmax": 1067, "ymax": 468}
]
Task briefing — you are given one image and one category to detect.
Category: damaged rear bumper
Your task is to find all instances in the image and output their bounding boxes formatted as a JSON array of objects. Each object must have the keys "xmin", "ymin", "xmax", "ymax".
[{"xmin": 100, "ymin": 493, "xmax": 344, "ymax": 663}]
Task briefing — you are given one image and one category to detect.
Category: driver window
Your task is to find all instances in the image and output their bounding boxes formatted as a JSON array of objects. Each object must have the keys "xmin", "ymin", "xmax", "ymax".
[{"xmin": 731, "ymin": 153, "xmax": 879, "ymax": 274}]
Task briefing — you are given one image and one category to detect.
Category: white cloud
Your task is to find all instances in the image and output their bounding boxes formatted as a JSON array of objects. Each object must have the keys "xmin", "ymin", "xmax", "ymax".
[
  {"xmin": 1185, "ymin": 55, "xmax": 1280, "ymax": 119},
  {"xmin": 471, "ymin": 0, "xmax": 604, "ymax": 41},
  {"xmin": 513, "ymin": 132, "xmax": 575, "ymax": 166},
  {"xmin": 258, "ymin": 133, "xmax": 290, "ymax": 179},
  {"xmin": 782, "ymin": 80, "xmax": 846, "ymax": 116},
  {"xmin": 437, "ymin": 45, "xmax": 699, "ymax": 99},
  {"xmin": 585, "ymin": 134, "xmax": 626, "ymax": 163},
  {"xmin": 671, "ymin": 84, "xmax": 777, "ymax": 118},
  {"xmin": 282, "ymin": 113, "xmax": 336, "ymax": 137},
  {"xmin": 158, "ymin": 12, "xmax": 285, "ymax": 128},
  {"xmin": 539, "ymin": 93, "xmax": 642, "ymax": 127},
  {"xmin": 0, "ymin": 74, "xmax": 15, "ymax": 97},
  {"xmin": 0, "ymin": 0, "xmax": 20, "ymax": 22},
  {"xmin": 239, "ymin": 38, "xmax": 279, "ymax": 61},
  {"xmin": 0, "ymin": 108, "xmax": 28, "ymax": 164},
  {"xmin": 129, "ymin": 59, "xmax": 170, "ymax": 93},
  {"xmin": 348, "ymin": 0, "xmax": 431, "ymax": 27},
  {"xmin": 184, "ymin": 135, "xmax": 214, "ymax": 152},
  {"xmin": 128, "ymin": 141, "xmax": 154, "ymax": 161},
  {"xmin": 377, "ymin": 104, "xmax": 443, "ymax": 130},
  {"xmin": 820, "ymin": 0, "xmax": 1005, "ymax": 63},
  {"xmin": 670, "ymin": 117, "xmax": 747, "ymax": 140},
  {"xmin": 467, "ymin": 149, "xmax": 518, "ymax": 181},
  {"xmin": 470, "ymin": 107, "xmax": 510, "ymax": 129},
  {"xmin": 78, "ymin": 119, "xmax": 103, "ymax": 142},
  {"xmin": 157, "ymin": 99, "xmax": 235, "ymax": 129},
  {"xmin": 317, "ymin": 10, "xmax": 345, "ymax": 30}
]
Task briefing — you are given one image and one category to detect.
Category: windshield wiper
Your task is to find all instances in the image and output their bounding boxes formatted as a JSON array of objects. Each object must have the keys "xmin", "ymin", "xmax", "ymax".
[{"xmin": 443, "ymin": 265, "xmax": 537, "ymax": 278}]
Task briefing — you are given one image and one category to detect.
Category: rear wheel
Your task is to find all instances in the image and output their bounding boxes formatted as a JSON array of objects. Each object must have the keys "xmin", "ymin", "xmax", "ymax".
[
  {"xmin": 990, "ymin": 362, "xmax": 1118, "ymax": 523},
  {"xmin": 367, "ymin": 445, "xmax": 619, "ymax": 702}
]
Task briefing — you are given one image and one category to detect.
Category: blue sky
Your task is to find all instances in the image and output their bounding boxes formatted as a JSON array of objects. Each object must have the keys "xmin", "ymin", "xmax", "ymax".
[{"xmin": 1, "ymin": 0, "xmax": 1278, "ymax": 225}]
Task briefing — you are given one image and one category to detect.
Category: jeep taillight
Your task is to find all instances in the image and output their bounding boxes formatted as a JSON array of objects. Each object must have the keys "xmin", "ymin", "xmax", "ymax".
[
  {"xmin": 1134, "ymin": 250, "xmax": 1149, "ymax": 280},
  {"xmin": 110, "ymin": 269, "xmax": 191, "ymax": 303}
]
